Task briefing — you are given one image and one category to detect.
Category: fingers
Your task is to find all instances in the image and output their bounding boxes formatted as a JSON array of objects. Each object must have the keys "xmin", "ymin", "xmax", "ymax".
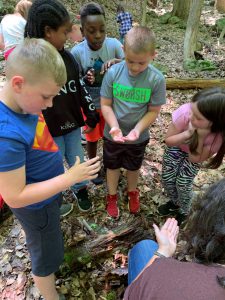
[{"xmin": 153, "ymin": 223, "xmax": 160, "ymax": 235}]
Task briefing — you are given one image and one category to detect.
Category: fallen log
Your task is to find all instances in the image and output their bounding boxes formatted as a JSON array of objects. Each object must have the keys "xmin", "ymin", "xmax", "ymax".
[{"xmin": 166, "ymin": 78, "xmax": 225, "ymax": 89}]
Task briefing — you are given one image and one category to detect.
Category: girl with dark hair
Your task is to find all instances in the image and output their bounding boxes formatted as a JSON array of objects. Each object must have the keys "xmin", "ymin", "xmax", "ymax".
[
  {"xmin": 159, "ymin": 87, "xmax": 225, "ymax": 223},
  {"xmin": 25, "ymin": 0, "xmax": 99, "ymax": 214},
  {"xmin": 124, "ymin": 179, "xmax": 225, "ymax": 299}
]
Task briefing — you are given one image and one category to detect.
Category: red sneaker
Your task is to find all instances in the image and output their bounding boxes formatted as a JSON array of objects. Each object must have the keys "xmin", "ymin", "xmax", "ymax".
[
  {"xmin": 128, "ymin": 189, "xmax": 140, "ymax": 214},
  {"xmin": 106, "ymin": 194, "xmax": 119, "ymax": 218}
]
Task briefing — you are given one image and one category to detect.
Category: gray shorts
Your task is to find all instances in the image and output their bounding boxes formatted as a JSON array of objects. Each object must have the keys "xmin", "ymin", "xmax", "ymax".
[{"xmin": 11, "ymin": 195, "xmax": 64, "ymax": 276}]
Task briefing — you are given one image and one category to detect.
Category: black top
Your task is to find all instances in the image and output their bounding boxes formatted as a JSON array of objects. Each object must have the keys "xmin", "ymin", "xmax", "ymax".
[{"xmin": 43, "ymin": 49, "xmax": 99, "ymax": 137}]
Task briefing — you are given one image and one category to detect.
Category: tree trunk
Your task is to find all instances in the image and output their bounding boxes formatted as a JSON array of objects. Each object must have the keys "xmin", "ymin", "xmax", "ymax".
[
  {"xmin": 141, "ymin": 0, "xmax": 148, "ymax": 25},
  {"xmin": 172, "ymin": 0, "xmax": 193, "ymax": 21},
  {"xmin": 166, "ymin": 78, "xmax": 225, "ymax": 89},
  {"xmin": 216, "ymin": 0, "xmax": 225, "ymax": 12},
  {"xmin": 183, "ymin": 0, "xmax": 204, "ymax": 64}
]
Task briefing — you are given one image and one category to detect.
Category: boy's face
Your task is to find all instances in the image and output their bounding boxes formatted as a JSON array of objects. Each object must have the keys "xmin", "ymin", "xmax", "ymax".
[
  {"xmin": 81, "ymin": 15, "xmax": 106, "ymax": 50},
  {"xmin": 13, "ymin": 77, "xmax": 61, "ymax": 114},
  {"xmin": 124, "ymin": 48, "xmax": 155, "ymax": 77},
  {"xmin": 45, "ymin": 21, "xmax": 73, "ymax": 51}
]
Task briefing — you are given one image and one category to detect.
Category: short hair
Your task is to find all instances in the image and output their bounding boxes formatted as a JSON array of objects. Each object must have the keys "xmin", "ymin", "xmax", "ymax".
[
  {"xmin": 24, "ymin": 0, "xmax": 70, "ymax": 38},
  {"xmin": 15, "ymin": 0, "xmax": 32, "ymax": 20},
  {"xmin": 124, "ymin": 26, "xmax": 156, "ymax": 54},
  {"xmin": 79, "ymin": 2, "xmax": 105, "ymax": 26},
  {"xmin": 5, "ymin": 38, "xmax": 67, "ymax": 87}
]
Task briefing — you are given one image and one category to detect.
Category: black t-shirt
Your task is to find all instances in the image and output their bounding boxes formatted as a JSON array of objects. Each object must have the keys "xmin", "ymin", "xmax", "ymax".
[{"xmin": 43, "ymin": 50, "xmax": 99, "ymax": 137}]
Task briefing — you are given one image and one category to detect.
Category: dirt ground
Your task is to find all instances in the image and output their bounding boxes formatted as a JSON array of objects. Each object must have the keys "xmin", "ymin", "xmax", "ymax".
[{"xmin": 0, "ymin": 1, "xmax": 225, "ymax": 299}]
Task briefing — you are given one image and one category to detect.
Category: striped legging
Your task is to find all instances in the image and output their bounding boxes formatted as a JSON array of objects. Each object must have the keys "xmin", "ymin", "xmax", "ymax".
[{"xmin": 161, "ymin": 146, "xmax": 200, "ymax": 214}]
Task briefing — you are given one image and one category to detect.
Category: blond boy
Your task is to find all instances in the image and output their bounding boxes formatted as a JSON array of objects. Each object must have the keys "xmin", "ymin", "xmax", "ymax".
[
  {"xmin": 101, "ymin": 26, "xmax": 166, "ymax": 218},
  {"xmin": 0, "ymin": 38, "xmax": 100, "ymax": 300}
]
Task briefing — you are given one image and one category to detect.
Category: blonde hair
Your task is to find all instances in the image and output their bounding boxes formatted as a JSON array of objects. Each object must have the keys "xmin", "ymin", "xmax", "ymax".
[
  {"xmin": 6, "ymin": 38, "xmax": 67, "ymax": 87},
  {"xmin": 124, "ymin": 26, "xmax": 156, "ymax": 54},
  {"xmin": 15, "ymin": 0, "xmax": 32, "ymax": 20}
]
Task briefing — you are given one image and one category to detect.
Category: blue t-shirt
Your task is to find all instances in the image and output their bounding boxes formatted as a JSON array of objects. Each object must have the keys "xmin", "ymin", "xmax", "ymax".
[
  {"xmin": 0, "ymin": 102, "xmax": 64, "ymax": 209},
  {"xmin": 100, "ymin": 61, "xmax": 166, "ymax": 144}
]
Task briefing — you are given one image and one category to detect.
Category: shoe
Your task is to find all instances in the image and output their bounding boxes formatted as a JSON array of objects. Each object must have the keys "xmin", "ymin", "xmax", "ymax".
[
  {"xmin": 74, "ymin": 188, "xmax": 92, "ymax": 212},
  {"xmin": 91, "ymin": 174, "xmax": 103, "ymax": 185},
  {"xmin": 128, "ymin": 189, "xmax": 140, "ymax": 214},
  {"xmin": 106, "ymin": 194, "xmax": 119, "ymax": 218},
  {"xmin": 158, "ymin": 201, "xmax": 179, "ymax": 216},
  {"xmin": 60, "ymin": 203, "xmax": 74, "ymax": 217}
]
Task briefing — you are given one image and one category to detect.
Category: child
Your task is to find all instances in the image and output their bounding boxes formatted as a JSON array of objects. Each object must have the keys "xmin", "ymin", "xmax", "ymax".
[
  {"xmin": 25, "ymin": 0, "xmax": 99, "ymax": 213},
  {"xmin": 159, "ymin": 87, "xmax": 225, "ymax": 223},
  {"xmin": 71, "ymin": 2, "xmax": 124, "ymax": 185},
  {"xmin": 116, "ymin": 4, "xmax": 132, "ymax": 44},
  {"xmin": 0, "ymin": 0, "xmax": 32, "ymax": 59},
  {"xmin": 0, "ymin": 38, "xmax": 100, "ymax": 300},
  {"xmin": 101, "ymin": 26, "xmax": 166, "ymax": 218}
]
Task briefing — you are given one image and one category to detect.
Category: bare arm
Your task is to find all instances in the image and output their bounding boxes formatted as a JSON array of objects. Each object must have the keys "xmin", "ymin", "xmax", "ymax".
[
  {"xmin": 134, "ymin": 105, "xmax": 161, "ymax": 133},
  {"xmin": 0, "ymin": 33, "xmax": 5, "ymax": 50},
  {"xmin": 101, "ymin": 96, "xmax": 119, "ymax": 129},
  {"xmin": 132, "ymin": 218, "xmax": 179, "ymax": 282},
  {"xmin": 0, "ymin": 156, "xmax": 100, "ymax": 208},
  {"xmin": 188, "ymin": 128, "xmax": 212, "ymax": 163},
  {"xmin": 165, "ymin": 122, "xmax": 195, "ymax": 147}
]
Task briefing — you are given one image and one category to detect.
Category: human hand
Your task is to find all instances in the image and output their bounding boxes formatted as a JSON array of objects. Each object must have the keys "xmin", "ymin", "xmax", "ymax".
[
  {"xmin": 109, "ymin": 127, "xmax": 124, "ymax": 143},
  {"xmin": 100, "ymin": 58, "xmax": 122, "ymax": 74},
  {"xmin": 66, "ymin": 156, "xmax": 100, "ymax": 185},
  {"xmin": 153, "ymin": 218, "xmax": 179, "ymax": 257},
  {"xmin": 84, "ymin": 68, "xmax": 95, "ymax": 85},
  {"xmin": 123, "ymin": 129, "xmax": 140, "ymax": 142},
  {"xmin": 83, "ymin": 125, "xmax": 94, "ymax": 134}
]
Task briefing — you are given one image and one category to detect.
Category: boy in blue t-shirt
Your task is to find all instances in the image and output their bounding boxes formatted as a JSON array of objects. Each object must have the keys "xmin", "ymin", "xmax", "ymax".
[
  {"xmin": 101, "ymin": 26, "xmax": 166, "ymax": 218},
  {"xmin": 0, "ymin": 39, "xmax": 100, "ymax": 300}
]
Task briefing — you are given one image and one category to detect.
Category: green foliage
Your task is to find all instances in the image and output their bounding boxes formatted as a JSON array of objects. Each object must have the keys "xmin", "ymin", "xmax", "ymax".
[
  {"xmin": 159, "ymin": 12, "xmax": 171, "ymax": 24},
  {"xmin": 184, "ymin": 59, "xmax": 217, "ymax": 71},
  {"xmin": 106, "ymin": 290, "xmax": 117, "ymax": 300},
  {"xmin": 168, "ymin": 16, "xmax": 180, "ymax": 25},
  {"xmin": 178, "ymin": 20, "xmax": 186, "ymax": 29},
  {"xmin": 64, "ymin": 247, "xmax": 92, "ymax": 269},
  {"xmin": 0, "ymin": 5, "xmax": 14, "ymax": 15},
  {"xmin": 0, "ymin": 0, "xmax": 16, "ymax": 15},
  {"xmin": 216, "ymin": 18, "xmax": 225, "ymax": 32}
]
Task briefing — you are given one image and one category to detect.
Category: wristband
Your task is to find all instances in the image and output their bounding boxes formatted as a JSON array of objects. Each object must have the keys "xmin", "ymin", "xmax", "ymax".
[{"xmin": 154, "ymin": 251, "xmax": 166, "ymax": 258}]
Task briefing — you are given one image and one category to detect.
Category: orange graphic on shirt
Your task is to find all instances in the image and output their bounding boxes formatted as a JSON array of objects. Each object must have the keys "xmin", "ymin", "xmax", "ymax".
[{"xmin": 32, "ymin": 114, "xmax": 58, "ymax": 152}]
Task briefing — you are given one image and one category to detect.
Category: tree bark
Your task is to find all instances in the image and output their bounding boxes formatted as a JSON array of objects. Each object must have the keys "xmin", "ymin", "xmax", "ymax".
[
  {"xmin": 166, "ymin": 78, "xmax": 225, "ymax": 89},
  {"xmin": 141, "ymin": 0, "xmax": 148, "ymax": 25},
  {"xmin": 183, "ymin": 0, "xmax": 204, "ymax": 63},
  {"xmin": 216, "ymin": 0, "xmax": 225, "ymax": 12},
  {"xmin": 172, "ymin": 0, "xmax": 193, "ymax": 21}
]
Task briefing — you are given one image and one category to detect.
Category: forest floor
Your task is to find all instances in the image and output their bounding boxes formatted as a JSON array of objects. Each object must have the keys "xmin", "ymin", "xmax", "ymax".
[{"xmin": 0, "ymin": 1, "xmax": 225, "ymax": 300}]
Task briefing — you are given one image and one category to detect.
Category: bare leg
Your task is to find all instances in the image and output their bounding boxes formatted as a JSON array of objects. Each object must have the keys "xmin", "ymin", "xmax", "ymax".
[
  {"xmin": 127, "ymin": 170, "xmax": 139, "ymax": 192},
  {"xmin": 33, "ymin": 273, "xmax": 59, "ymax": 300},
  {"xmin": 86, "ymin": 141, "xmax": 98, "ymax": 159},
  {"xmin": 106, "ymin": 168, "xmax": 121, "ymax": 194}
]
